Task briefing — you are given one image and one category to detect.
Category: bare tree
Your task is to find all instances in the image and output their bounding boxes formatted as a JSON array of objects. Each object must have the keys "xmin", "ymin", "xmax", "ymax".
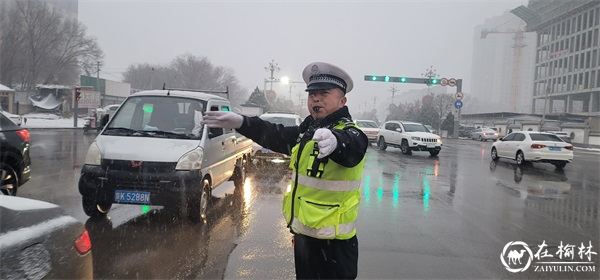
[
  {"xmin": 123, "ymin": 53, "xmax": 248, "ymax": 108},
  {"xmin": 0, "ymin": 0, "xmax": 103, "ymax": 89},
  {"xmin": 432, "ymin": 93, "xmax": 455, "ymax": 131}
]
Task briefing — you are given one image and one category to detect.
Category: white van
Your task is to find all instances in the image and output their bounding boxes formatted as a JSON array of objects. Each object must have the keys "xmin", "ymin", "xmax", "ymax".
[{"xmin": 78, "ymin": 90, "xmax": 252, "ymax": 222}]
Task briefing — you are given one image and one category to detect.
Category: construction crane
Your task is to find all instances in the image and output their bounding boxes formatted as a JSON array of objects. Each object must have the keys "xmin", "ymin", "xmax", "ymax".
[{"xmin": 481, "ymin": 28, "xmax": 527, "ymax": 112}]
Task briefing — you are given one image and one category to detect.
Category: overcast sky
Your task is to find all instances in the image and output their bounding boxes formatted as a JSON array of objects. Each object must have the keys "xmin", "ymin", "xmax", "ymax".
[{"xmin": 79, "ymin": 0, "xmax": 527, "ymax": 113}]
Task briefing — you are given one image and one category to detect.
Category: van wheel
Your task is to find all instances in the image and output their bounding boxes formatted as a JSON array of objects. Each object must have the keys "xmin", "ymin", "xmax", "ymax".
[
  {"xmin": 189, "ymin": 179, "xmax": 210, "ymax": 224},
  {"xmin": 0, "ymin": 163, "xmax": 19, "ymax": 196},
  {"xmin": 82, "ymin": 196, "xmax": 112, "ymax": 217},
  {"xmin": 232, "ymin": 163, "xmax": 246, "ymax": 189},
  {"xmin": 378, "ymin": 137, "xmax": 387, "ymax": 151},
  {"xmin": 401, "ymin": 140, "xmax": 412, "ymax": 155}
]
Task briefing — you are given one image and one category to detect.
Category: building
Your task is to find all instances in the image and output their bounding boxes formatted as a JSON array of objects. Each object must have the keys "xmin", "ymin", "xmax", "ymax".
[
  {"xmin": 470, "ymin": 11, "xmax": 536, "ymax": 114},
  {"xmin": 81, "ymin": 75, "xmax": 131, "ymax": 107},
  {"xmin": 512, "ymin": 0, "xmax": 600, "ymax": 116}
]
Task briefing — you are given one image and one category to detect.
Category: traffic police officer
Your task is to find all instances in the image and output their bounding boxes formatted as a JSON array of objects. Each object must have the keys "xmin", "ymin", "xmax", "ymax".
[{"xmin": 204, "ymin": 62, "xmax": 368, "ymax": 279}]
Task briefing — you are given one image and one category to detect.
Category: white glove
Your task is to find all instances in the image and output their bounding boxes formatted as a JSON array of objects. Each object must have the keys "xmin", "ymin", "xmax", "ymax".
[
  {"xmin": 312, "ymin": 128, "xmax": 338, "ymax": 159},
  {"xmin": 203, "ymin": 111, "xmax": 243, "ymax": 129}
]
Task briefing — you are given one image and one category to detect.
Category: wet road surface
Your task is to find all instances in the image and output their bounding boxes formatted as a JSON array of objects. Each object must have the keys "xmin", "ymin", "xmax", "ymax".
[{"xmin": 17, "ymin": 129, "xmax": 600, "ymax": 279}]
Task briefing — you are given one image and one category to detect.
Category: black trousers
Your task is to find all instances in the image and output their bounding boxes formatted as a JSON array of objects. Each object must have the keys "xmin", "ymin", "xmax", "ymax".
[{"xmin": 293, "ymin": 234, "xmax": 358, "ymax": 280}]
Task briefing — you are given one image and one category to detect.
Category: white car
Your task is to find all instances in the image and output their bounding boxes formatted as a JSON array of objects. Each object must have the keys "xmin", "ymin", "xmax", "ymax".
[
  {"xmin": 252, "ymin": 112, "xmax": 302, "ymax": 163},
  {"xmin": 355, "ymin": 120, "xmax": 379, "ymax": 145},
  {"xmin": 0, "ymin": 110, "xmax": 22, "ymax": 126},
  {"xmin": 471, "ymin": 127, "xmax": 499, "ymax": 141},
  {"xmin": 491, "ymin": 131, "xmax": 573, "ymax": 169},
  {"xmin": 377, "ymin": 121, "xmax": 442, "ymax": 156}
]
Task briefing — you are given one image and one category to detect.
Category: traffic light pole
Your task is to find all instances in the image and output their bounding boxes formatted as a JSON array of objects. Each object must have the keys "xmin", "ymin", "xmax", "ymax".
[
  {"xmin": 73, "ymin": 90, "xmax": 78, "ymax": 128},
  {"xmin": 364, "ymin": 74, "xmax": 464, "ymax": 138},
  {"xmin": 453, "ymin": 79, "xmax": 462, "ymax": 138}
]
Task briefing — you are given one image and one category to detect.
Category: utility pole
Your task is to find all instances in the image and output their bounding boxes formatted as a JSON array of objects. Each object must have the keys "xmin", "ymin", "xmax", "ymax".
[
  {"xmin": 96, "ymin": 61, "xmax": 101, "ymax": 106},
  {"xmin": 264, "ymin": 59, "xmax": 280, "ymax": 90},
  {"xmin": 388, "ymin": 85, "xmax": 399, "ymax": 103},
  {"xmin": 373, "ymin": 96, "xmax": 377, "ymax": 111}
]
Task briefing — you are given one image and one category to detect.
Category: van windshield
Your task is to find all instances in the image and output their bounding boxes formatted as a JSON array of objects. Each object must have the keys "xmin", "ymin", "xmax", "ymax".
[{"xmin": 105, "ymin": 96, "xmax": 207, "ymax": 139}]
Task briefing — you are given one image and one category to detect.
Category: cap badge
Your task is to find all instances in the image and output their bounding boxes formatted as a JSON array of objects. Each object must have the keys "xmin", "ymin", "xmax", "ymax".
[{"xmin": 310, "ymin": 64, "xmax": 320, "ymax": 76}]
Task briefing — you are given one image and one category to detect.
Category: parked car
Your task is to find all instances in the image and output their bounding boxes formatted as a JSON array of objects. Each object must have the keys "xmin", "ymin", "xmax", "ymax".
[
  {"xmin": 355, "ymin": 120, "xmax": 380, "ymax": 144},
  {"xmin": 0, "ymin": 196, "xmax": 93, "ymax": 279},
  {"xmin": 459, "ymin": 126, "xmax": 476, "ymax": 138},
  {"xmin": 471, "ymin": 127, "xmax": 499, "ymax": 141},
  {"xmin": 491, "ymin": 131, "xmax": 573, "ymax": 169},
  {"xmin": 377, "ymin": 121, "xmax": 442, "ymax": 156},
  {"xmin": 78, "ymin": 90, "xmax": 253, "ymax": 222},
  {"xmin": 0, "ymin": 112, "xmax": 31, "ymax": 195},
  {"xmin": 0, "ymin": 109, "xmax": 21, "ymax": 126},
  {"xmin": 546, "ymin": 131, "xmax": 572, "ymax": 143},
  {"xmin": 252, "ymin": 112, "xmax": 302, "ymax": 163}
]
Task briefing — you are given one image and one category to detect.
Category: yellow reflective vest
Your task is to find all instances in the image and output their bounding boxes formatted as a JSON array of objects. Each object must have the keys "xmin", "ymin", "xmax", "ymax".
[{"xmin": 283, "ymin": 120, "xmax": 365, "ymax": 240}]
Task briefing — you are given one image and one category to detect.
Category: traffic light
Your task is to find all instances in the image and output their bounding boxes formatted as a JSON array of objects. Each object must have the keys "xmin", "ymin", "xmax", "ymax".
[
  {"xmin": 75, "ymin": 87, "xmax": 81, "ymax": 101},
  {"xmin": 399, "ymin": 77, "xmax": 407, "ymax": 83},
  {"xmin": 365, "ymin": 75, "xmax": 392, "ymax": 82},
  {"xmin": 425, "ymin": 78, "xmax": 439, "ymax": 85}
]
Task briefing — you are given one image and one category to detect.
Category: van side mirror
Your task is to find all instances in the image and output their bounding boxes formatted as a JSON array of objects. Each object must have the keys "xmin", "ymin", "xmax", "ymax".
[{"xmin": 98, "ymin": 114, "xmax": 109, "ymax": 130}]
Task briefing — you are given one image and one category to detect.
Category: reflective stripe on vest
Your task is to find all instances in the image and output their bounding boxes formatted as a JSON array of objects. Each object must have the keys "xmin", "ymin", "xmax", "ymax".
[
  {"xmin": 291, "ymin": 217, "xmax": 356, "ymax": 239},
  {"xmin": 292, "ymin": 172, "xmax": 361, "ymax": 192}
]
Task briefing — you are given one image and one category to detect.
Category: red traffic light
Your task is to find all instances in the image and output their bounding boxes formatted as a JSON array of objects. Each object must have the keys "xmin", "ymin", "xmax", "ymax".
[{"xmin": 75, "ymin": 87, "xmax": 81, "ymax": 101}]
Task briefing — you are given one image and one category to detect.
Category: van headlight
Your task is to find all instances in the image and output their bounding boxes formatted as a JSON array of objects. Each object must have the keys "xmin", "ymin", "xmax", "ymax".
[
  {"xmin": 411, "ymin": 136, "xmax": 421, "ymax": 141},
  {"xmin": 84, "ymin": 142, "xmax": 101, "ymax": 165},
  {"xmin": 176, "ymin": 147, "xmax": 204, "ymax": 170}
]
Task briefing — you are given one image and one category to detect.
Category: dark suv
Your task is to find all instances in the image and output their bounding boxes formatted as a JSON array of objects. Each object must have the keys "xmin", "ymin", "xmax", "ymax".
[{"xmin": 0, "ymin": 112, "xmax": 31, "ymax": 195}]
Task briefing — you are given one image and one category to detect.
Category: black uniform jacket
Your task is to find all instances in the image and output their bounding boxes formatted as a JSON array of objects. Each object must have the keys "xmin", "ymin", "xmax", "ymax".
[{"xmin": 236, "ymin": 106, "xmax": 368, "ymax": 167}]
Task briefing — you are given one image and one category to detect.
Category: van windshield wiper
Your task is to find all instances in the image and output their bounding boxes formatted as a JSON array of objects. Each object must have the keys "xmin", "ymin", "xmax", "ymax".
[
  {"xmin": 149, "ymin": 130, "xmax": 193, "ymax": 139},
  {"xmin": 104, "ymin": 127, "xmax": 151, "ymax": 137}
]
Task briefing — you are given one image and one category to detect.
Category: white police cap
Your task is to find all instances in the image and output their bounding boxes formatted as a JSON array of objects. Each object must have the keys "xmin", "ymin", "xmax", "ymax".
[{"xmin": 302, "ymin": 62, "xmax": 354, "ymax": 94}]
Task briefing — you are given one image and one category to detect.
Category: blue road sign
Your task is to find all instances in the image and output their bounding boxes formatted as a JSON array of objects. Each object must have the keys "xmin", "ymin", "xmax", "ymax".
[{"xmin": 454, "ymin": 100, "xmax": 463, "ymax": 109}]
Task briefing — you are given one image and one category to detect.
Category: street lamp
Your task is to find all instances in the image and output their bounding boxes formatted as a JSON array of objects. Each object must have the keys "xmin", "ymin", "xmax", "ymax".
[
  {"xmin": 421, "ymin": 65, "xmax": 439, "ymax": 96},
  {"xmin": 280, "ymin": 76, "xmax": 305, "ymax": 102}
]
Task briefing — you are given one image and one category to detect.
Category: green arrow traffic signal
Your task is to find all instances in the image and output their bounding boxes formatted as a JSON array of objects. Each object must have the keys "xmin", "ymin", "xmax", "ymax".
[{"xmin": 400, "ymin": 77, "xmax": 407, "ymax": 82}]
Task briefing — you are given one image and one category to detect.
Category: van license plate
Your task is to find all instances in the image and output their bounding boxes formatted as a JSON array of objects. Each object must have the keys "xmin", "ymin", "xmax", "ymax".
[
  {"xmin": 114, "ymin": 190, "xmax": 150, "ymax": 204},
  {"xmin": 549, "ymin": 147, "xmax": 561, "ymax": 151}
]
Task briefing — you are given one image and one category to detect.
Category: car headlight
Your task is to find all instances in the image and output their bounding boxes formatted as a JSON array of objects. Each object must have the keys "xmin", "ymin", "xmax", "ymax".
[
  {"xmin": 176, "ymin": 147, "xmax": 204, "ymax": 170},
  {"xmin": 437, "ymin": 137, "xmax": 442, "ymax": 143},
  {"xmin": 411, "ymin": 136, "xmax": 421, "ymax": 141},
  {"xmin": 84, "ymin": 142, "xmax": 101, "ymax": 165}
]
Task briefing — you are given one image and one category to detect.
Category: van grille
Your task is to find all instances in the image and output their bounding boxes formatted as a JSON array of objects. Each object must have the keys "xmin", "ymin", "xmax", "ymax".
[{"xmin": 102, "ymin": 159, "xmax": 176, "ymax": 173}]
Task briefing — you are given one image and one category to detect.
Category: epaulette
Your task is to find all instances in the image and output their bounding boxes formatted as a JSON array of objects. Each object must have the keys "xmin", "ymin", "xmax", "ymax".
[{"xmin": 340, "ymin": 117, "xmax": 354, "ymax": 126}]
